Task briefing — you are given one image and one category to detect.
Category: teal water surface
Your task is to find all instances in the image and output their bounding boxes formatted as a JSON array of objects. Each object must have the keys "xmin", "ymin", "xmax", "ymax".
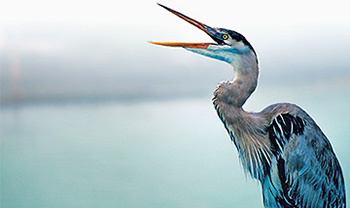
[{"xmin": 1, "ymin": 86, "xmax": 349, "ymax": 207}]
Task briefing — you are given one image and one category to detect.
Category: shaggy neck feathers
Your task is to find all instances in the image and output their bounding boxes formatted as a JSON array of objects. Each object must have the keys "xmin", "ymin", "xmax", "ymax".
[{"xmin": 212, "ymin": 51, "xmax": 272, "ymax": 180}]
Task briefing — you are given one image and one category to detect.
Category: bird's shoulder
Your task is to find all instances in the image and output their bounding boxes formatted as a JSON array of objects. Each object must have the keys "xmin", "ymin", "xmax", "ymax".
[
  {"xmin": 261, "ymin": 103, "xmax": 311, "ymax": 122},
  {"xmin": 260, "ymin": 102, "xmax": 334, "ymax": 158},
  {"xmin": 260, "ymin": 103, "xmax": 308, "ymax": 153},
  {"xmin": 260, "ymin": 102, "xmax": 326, "ymax": 146}
]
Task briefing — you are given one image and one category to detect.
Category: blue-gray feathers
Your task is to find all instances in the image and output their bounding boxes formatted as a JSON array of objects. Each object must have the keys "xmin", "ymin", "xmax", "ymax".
[{"xmin": 263, "ymin": 113, "xmax": 345, "ymax": 208}]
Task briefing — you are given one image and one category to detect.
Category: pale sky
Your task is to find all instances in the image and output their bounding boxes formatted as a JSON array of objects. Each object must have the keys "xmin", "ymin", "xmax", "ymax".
[
  {"xmin": 1, "ymin": 0, "xmax": 349, "ymax": 35},
  {"xmin": 1, "ymin": 0, "xmax": 349, "ymax": 70},
  {"xmin": 1, "ymin": 0, "xmax": 349, "ymax": 104},
  {"xmin": 1, "ymin": 0, "xmax": 349, "ymax": 25},
  {"xmin": 1, "ymin": 0, "xmax": 349, "ymax": 60}
]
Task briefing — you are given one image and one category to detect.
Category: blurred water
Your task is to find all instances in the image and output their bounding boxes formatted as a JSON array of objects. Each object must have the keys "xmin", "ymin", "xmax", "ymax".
[{"xmin": 1, "ymin": 85, "xmax": 349, "ymax": 207}]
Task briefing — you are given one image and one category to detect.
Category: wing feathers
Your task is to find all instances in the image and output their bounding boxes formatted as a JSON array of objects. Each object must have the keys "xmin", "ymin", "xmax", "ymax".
[
  {"xmin": 268, "ymin": 113, "xmax": 304, "ymax": 157},
  {"xmin": 266, "ymin": 113, "xmax": 345, "ymax": 208}
]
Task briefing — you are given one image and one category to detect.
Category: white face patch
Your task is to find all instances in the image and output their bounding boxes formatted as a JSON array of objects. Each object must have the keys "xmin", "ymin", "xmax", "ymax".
[
  {"xmin": 223, "ymin": 38, "xmax": 249, "ymax": 52},
  {"xmin": 234, "ymin": 40, "xmax": 248, "ymax": 51}
]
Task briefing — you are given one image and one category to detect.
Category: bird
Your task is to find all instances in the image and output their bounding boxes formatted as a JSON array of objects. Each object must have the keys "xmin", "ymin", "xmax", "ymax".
[{"xmin": 150, "ymin": 3, "xmax": 346, "ymax": 208}]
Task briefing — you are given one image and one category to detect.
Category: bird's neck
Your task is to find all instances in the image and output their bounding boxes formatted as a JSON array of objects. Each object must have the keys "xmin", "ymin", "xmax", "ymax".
[
  {"xmin": 212, "ymin": 52, "xmax": 271, "ymax": 180},
  {"xmin": 212, "ymin": 51, "xmax": 259, "ymax": 137},
  {"xmin": 213, "ymin": 51, "xmax": 259, "ymax": 108}
]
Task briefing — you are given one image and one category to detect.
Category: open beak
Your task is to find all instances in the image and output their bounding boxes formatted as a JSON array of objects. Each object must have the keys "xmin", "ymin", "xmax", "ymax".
[{"xmin": 149, "ymin": 3, "xmax": 223, "ymax": 49}]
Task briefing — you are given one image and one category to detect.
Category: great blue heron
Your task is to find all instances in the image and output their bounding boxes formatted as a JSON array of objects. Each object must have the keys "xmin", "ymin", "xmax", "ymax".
[{"xmin": 150, "ymin": 4, "xmax": 345, "ymax": 208}]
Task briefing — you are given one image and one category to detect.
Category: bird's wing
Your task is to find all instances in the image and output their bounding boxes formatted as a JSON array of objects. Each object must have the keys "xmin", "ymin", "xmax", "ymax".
[{"xmin": 265, "ymin": 112, "xmax": 345, "ymax": 208}]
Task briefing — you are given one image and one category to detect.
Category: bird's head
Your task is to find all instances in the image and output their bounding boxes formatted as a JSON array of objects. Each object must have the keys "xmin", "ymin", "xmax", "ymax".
[{"xmin": 150, "ymin": 4, "xmax": 256, "ymax": 68}]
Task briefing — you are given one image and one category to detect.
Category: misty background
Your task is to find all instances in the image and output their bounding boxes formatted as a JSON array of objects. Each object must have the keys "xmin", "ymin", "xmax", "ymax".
[
  {"xmin": 1, "ymin": 0, "xmax": 349, "ymax": 105},
  {"xmin": 1, "ymin": 0, "xmax": 350, "ymax": 207}
]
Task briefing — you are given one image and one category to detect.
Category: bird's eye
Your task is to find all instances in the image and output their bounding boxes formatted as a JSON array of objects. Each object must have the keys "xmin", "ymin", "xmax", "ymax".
[{"xmin": 222, "ymin": 34, "xmax": 229, "ymax": 40}]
